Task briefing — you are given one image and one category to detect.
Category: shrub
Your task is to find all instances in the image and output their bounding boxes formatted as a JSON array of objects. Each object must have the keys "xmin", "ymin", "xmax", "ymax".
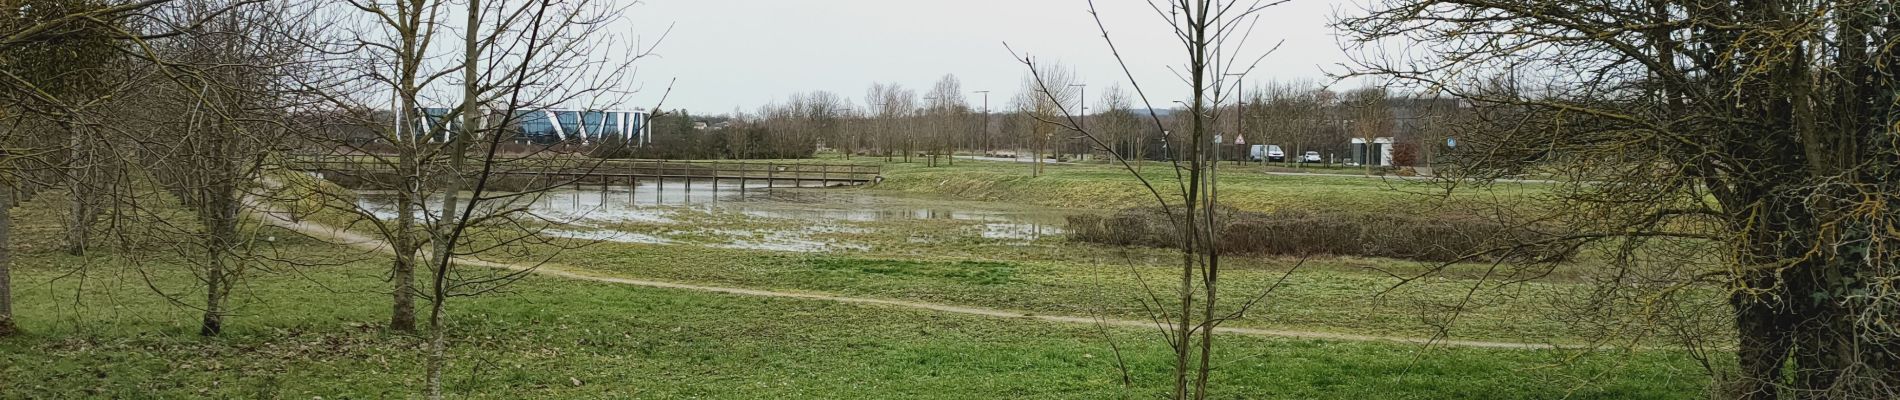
[
  {"xmin": 1392, "ymin": 141, "xmax": 1420, "ymax": 167},
  {"xmin": 1067, "ymin": 207, "xmax": 1573, "ymax": 263}
]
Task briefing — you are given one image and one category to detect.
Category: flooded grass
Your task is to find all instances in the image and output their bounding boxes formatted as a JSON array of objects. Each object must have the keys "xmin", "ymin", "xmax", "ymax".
[
  {"xmin": 354, "ymin": 182, "xmax": 1074, "ymax": 254},
  {"xmin": 0, "ymin": 162, "xmax": 1713, "ymax": 398},
  {"xmin": 327, "ymin": 162, "xmax": 1709, "ymax": 345}
]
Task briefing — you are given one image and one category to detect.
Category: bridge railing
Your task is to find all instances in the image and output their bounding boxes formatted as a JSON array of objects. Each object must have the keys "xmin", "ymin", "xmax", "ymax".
[{"xmin": 282, "ymin": 156, "xmax": 882, "ymax": 185}]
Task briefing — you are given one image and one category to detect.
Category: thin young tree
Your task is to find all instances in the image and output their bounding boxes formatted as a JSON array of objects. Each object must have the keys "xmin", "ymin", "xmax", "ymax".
[
  {"xmin": 127, "ymin": 0, "xmax": 312, "ymax": 337},
  {"xmin": 287, "ymin": 0, "xmax": 655, "ymax": 395},
  {"xmin": 1014, "ymin": 0, "xmax": 1298, "ymax": 398},
  {"xmin": 924, "ymin": 74, "xmax": 968, "ymax": 167},
  {"xmin": 1011, "ymin": 60, "xmax": 1075, "ymax": 176},
  {"xmin": 1095, "ymin": 84, "xmax": 1140, "ymax": 166},
  {"xmin": 418, "ymin": 0, "xmax": 651, "ymax": 394}
]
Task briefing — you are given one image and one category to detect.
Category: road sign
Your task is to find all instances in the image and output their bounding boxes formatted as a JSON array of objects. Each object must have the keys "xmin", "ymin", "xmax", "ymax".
[
  {"xmin": 1214, "ymin": 134, "xmax": 1224, "ymax": 144},
  {"xmin": 1235, "ymin": 135, "xmax": 1247, "ymax": 145}
]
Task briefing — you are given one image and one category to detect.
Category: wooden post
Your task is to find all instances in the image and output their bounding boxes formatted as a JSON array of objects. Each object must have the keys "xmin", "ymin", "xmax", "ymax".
[
  {"xmin": 821, "ymin": 164, "xmax": 830, "ymax": 187},
  {"xmin": 768, "ymin": 163, "xmax": 776, "ymax": 188}
]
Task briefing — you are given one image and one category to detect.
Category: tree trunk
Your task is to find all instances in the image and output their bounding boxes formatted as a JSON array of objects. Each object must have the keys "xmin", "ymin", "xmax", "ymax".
[
  {"xmin": 1731, "ymin": 273, "xmax": 1792, "ymax": 400},
  {"xmin": 64, "ymin": 184, "xmax": 94, "ymax": 256},
  {"xmin": 428, "ymin": 3, "xmax": 484, "ymax": 395},
  {"xmin": 199, "ymin": 193, "xmax": 236, "ymax": 337},
  {"xmin": 62, "ymin": 124, "xmax": 97, "ymax": 257},
  {"xmin": 425, "ymin": 305, "xmax": 448, "ymax": 400},
  {"xmin": 200, "ymin": 229, "xmax": 226, "ymax": 336},
  {"xmin": 0, "ymin": 188, "xmax": 16, "ymax": 337},
  {"xmin": 391, "ymin": 130, "xmax": 419, "ymax": 333}
]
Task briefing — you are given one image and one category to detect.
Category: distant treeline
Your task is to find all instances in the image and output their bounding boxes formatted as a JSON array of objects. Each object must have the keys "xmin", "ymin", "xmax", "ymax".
[{"xmin": 593, "ymin": 110, "xmax": 815, "ymax": 160}]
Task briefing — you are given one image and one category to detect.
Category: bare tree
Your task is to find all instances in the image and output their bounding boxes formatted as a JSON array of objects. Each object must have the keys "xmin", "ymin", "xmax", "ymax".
[
  {"xmin": 0, "ymin": 0, "xmax": 200, "ymax": 337},
  {"xmin": 864, "ymin": 82, "xmax": 916, "ymax": 162},
  {"xmin": 289, "ymin": 0, "xmax": 654, "ymax": 396},
  {"xmin": 1094, "ymin": 84, "xmax": 1142, "ymax": 167},
  {"xmin": 1341, "ymin": 0, "xmax": 1900, "ymax": 398},
  {"xmin": 1012, "ymin": 60, "xmax": 1075, "ymax": 176},
  {"xmin": 1015, "ymin": 0, "xmax": 1297, "ymax": 398},
  {"xmin": 120, "ymin": 0, "xmax": 313, "ymax": 337},
  {"xmin": 924, "ymin": 74, "xmax": 968, "ymax": 167},
  {"xmin": 1342, "ymin": 87, "xmax": 1391, "ymax": 175}
]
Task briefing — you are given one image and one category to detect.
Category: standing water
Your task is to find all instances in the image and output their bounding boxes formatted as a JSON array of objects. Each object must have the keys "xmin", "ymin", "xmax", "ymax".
[{"xmin": 355, "ymin": 180, "xmax": 1069, "ymax": 253}]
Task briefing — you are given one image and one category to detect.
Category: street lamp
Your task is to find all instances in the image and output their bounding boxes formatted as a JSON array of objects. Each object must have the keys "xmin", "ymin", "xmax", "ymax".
[
  {"xmin": 973, "ymin": 90, "xmax": 991, "ymax": 155},
  {"xmin": 1225, "ymin": 73, "xmax": 1247, "ymax": 166},
  {"xmin": 1069, "ymin": 83, "xmax": 1087, "ymax": 161}
]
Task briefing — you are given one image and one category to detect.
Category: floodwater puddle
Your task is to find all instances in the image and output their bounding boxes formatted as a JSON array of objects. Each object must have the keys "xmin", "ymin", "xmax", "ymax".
[
  {"xmin": 543, "ymin": 229, "xmax": 674, "ymax": 245},
  {"xmin": 354, "ymin": 181, "xmax": 1071, "ymax": 254},
  {"xmin": 978, "ymin": 223, "xmax": 1064, "ymax": 241}
]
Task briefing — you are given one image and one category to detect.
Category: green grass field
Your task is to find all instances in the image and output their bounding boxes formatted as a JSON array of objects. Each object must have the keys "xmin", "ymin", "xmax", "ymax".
[
  {"xmin": 0, "ymin": 159, "xmax": 1722, "ymax": 398},
  {"xmin": 0, "ymin": 240, "xmax": 1710, "ymax": 398}
]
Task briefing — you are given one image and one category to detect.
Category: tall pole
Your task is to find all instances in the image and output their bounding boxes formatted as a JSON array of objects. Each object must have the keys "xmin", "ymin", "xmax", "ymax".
[
  {"xmin": 1225, "ymin": 74, "xmax": 1245, "ymax": 166},
  {"xmin": 975, "ymin": 90, "xmax": 990, "ymax": 155},
  {"xmin": 1070, "ymin": 83, "xmax": 1087, "ymax": 161},
  {"xmin": 837, "ymin": 108, "xmax": 849, "ymax": 159}
]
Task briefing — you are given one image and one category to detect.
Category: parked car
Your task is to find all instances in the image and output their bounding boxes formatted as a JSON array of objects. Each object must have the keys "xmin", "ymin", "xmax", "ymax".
[
  {"xmin": 1302, "ymin": 151, "xmax": 1322, "ymax": 163},
  {"xmin": 1266, "ymin": 145, "xmax": 1286, "ymax": 162}
]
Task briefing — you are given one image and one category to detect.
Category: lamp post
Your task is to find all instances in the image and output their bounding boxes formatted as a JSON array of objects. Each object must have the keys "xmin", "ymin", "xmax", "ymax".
[
  {"xmin": 1069, "ymin": 83, "xmax": 1087, "ymax": 161},
  {"xmin": 974, "ymin": 90, "xmax": 990, "ymax": 157},
  {"xmin": 1225, "ymin": 73, "xmax": 1246, "ymax": 166}
]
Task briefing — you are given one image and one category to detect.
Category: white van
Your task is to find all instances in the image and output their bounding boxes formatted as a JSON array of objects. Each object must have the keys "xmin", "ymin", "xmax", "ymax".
[{"xmin": 1247, "ymin": 145, "xmax": 1288, "ymax": 162}]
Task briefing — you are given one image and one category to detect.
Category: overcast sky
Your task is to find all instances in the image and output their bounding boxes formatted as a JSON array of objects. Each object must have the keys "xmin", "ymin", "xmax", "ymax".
[{"xmin": 623, "ymin": 0, "xmax": 1368, "ymax": 114}]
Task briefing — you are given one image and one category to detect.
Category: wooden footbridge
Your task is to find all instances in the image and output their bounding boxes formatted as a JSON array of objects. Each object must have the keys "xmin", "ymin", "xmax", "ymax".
[{"xmin": 285, "ymin": 157, "xmax": 882, "ymax": 190}]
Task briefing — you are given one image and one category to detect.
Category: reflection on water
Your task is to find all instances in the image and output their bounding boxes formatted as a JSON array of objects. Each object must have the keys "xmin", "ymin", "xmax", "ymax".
[
  {"xmin": 980, "ymin": 223, "xmax": 1061, "ymax": 241},
  {"xmin": 544, "ymin": 229, "xmax": 673, "ymax": 245},
  {"xmin": 352, "ymin": 182, "xmax": 1068, "ymax": 253}
]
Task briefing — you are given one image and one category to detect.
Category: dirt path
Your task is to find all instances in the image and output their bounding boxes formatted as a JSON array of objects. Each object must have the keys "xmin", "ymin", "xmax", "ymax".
[{"xmin": 252, "ymin": 206, "xmax": 1561, "ymax": 350}]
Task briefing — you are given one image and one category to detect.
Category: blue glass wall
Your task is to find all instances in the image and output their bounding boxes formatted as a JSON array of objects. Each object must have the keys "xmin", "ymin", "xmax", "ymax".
[
  {"xmin": 516, "ymin": 111, "xmax": 559, "ymax": 142},
  {"xmin": 411, "ymin": 108, "xmax": 648, "ymax": 145},
  {"xmin": 415, "ymin": 108, "xmax": 457, "ymax": 141}
]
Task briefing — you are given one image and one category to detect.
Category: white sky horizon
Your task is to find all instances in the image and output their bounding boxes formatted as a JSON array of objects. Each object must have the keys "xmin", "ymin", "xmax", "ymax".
[{"xmin": 622, "ymin": 0, "xmax": 1377, "ymax": 115}]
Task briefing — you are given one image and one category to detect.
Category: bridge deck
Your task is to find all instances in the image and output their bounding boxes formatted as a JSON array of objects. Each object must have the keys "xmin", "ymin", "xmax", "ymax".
[{"xmin": 285, "ymin": 158, "xmax": 882, "ymax": 186}]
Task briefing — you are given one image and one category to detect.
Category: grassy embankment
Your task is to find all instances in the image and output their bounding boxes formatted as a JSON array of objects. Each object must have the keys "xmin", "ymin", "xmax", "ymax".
[
  {"xmin": 867, "ymin": 158, "xmax": 1545, "ymax": 214},
  {"xmin": 284, "ymin": 156, "xmax": 1722, "ymax": 346},
  {"xmin": 0, "ymin": 188, "xmax": 1717, "ymax": 399},
  {"xmin": 508, "ymin": 159, "xmax": 1722, "ymax": 344}
]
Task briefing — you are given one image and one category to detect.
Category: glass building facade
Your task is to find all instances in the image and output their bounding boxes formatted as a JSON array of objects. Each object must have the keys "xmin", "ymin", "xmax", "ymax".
[{"xmin": 416, "ymin": 107, "xmax": 650, "ymax": 145}]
